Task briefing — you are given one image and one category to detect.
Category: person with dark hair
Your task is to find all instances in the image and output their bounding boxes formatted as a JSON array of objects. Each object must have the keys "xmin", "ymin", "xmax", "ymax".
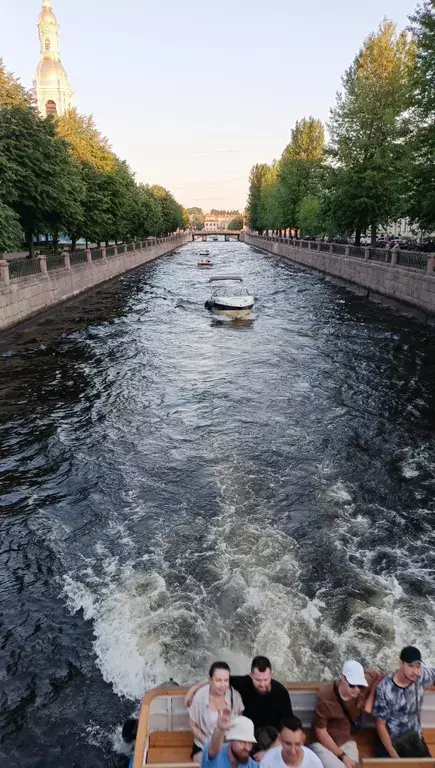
[
  {"xmin": 230, "ymin": 657, "xmax": 293, "ymax": 734},
  {"xmin": 260, "ymin": 717, "xmax": 323, "ymax": 768},
  {"xmin": 373, "ymin": 646, "xmax": 435, "ymax": 758},
  {"xmin": 189, "ymin": 661, "xmax": 244, "ymax": 762},
  {"xmin": 186, "ymin": 656, "xmax": 293, "ymax": 757},
  {"xmin": 122, "ymin": 717, "xmax": 138, "ymax": 744}
]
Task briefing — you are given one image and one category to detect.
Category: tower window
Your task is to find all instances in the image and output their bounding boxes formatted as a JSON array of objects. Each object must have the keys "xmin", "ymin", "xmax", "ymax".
[
  {"xmin": 45, "ymin": 39, "xmax": 51, "ymax": 51},
  {"xmin": 46, "ymin": 100, "xmax": 57, "ymax": 116}
]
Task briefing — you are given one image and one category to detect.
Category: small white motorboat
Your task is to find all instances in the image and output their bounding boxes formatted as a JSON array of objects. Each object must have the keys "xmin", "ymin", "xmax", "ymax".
[
  {"xmin": 199, "ymin": 249, "xmax": 210, "ymax": 256},
  {"xmin": 198, "ymin": 258, "xmax": 213, "ymax": 268},
  {"xmin": 205, "ymin": 275, "xmax": 254, "ymax": 310}
]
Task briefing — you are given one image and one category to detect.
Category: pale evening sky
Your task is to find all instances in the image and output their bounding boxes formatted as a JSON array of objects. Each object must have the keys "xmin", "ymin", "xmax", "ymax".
[{"xmin": 2, "ymin": 0, "xmax": 414, "ymax": 212}]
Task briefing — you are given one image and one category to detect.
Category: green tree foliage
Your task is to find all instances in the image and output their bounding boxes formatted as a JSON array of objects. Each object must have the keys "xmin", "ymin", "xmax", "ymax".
[
  {"xmin": 0, "ymin": 61, "xmax": 185, "ymax": 255},
  {"xmin": 187, "ymin": 206, "xmax": 205, "ymax": 230},
  {"xmin": 128, "ymin": 184, "xmax": 163, "ymax": 239},
  {"xmin": 408, "ymin": 2, "xmax": 435, "ymax": 232},
  {"xmin": 38, "ymin": 119, "xmax": 85, "ymax": 249},
  {"xmin": 327, "ymin": 20, "xmax": 414, "ymax": 244},
  {"xmin": 0, "ymin": 59, "xmax": 32, "ymax": 108},
  {"xmin": 0, "ymin": 107, "xmax": 84, "ymax": 255},
  {"xmin": 181, "ymin": 206, "xmax": 190, "ymax": 230},
  {"xmin": 0, "ymin": 200, "xmax": 23, "ymax": 252},
  {"xmin": 298, "ymin": 195, "xmax": 323, "ymax": 237},
  {"xmin": 281, "ymin": 118, "xmax": 324, "ymax": 163},
  {"xmin": 227, "ymin": 215, "xmax": 244, "ymax": 230},
  {"xmin": 275, "ymin": 118, "xmax": 325, "ymax": 231},
  {"xmin": 210, "ymin": 209, "xmax": 239, "ymax": 216},
  {"xmin": 246, "ymin": 119, "xmax": 324, "ymax": 233},
  {"xmin": 56, "ymin": 108, "xmax": 115, "ymax": 173},
  {"xmin": 151, "ymin": 185, "xmax": 184, "ymax": 235},
  {"xmin": 247, "ymin": 163, "xmax": 274, "ymax": 232}
]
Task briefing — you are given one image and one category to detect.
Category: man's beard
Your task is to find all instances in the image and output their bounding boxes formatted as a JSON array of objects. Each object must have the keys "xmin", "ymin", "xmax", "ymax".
[{"xmin": 231, "ymin": 747, "xmax": 251, "ymax": 764}]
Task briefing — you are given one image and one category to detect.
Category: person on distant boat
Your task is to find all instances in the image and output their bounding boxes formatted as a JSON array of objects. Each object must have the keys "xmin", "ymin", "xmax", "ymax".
[
  {"xmin": 310, "ymin": 660, "xmax": 380, "ymax": 768},
  {"xmin": 201, "ymin": 709, "xmax": 257, "ymax": 768},
  {"xmin": 189, "ymin": 661, "xmax": 244, "ymax": 762},
  {"xmin": 260, "ymin": 716, "xmax": 323, "ymax": 768},
  {"xmin": 373, "ymin": 645, "xmax": 435, "ymax": 758},
  {"xmin": 186, "ymin": 656, "xmax": 293, "ymax": 757}
]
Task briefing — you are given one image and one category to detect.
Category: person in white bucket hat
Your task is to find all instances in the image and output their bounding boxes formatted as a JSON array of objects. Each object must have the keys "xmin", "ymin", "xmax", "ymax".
[
  {"xmin": 201, "ymin": 709, "xmax": 258, "ymax": 768},
  {"xmin": 309, "ymin": 660, "xmax": 381, "ymax": 768}
]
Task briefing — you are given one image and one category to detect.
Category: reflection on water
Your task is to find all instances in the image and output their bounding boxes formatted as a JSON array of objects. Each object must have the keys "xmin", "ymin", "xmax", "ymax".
[{"xmin": 2, "ymin": 240, "xmax": 435, "ymax": 767}]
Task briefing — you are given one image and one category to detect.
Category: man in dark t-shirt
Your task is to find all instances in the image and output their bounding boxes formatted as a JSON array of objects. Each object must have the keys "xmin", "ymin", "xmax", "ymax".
[
  {"xmin": 230, "ymin": 656, "xmax": 293, "ymax": 731},
  {"xmin": 185, "ymin": 656, "xmax": 293, "ymax": 756}
]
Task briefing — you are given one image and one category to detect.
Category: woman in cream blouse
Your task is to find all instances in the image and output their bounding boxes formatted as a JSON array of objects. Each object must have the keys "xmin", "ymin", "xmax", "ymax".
[{"xmin": 188, "ymin": 661, "xmax": 244, "ymax": 762}]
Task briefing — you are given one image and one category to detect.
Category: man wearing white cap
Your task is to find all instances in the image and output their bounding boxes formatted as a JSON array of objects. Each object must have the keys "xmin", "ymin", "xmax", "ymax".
[
  {"xmin": 201, "ymin": 709, "xmax": 258, "ymax": 768},
  {"xmin": 310, "ymin": 661, "xmax": 380, "ymax": 768}
]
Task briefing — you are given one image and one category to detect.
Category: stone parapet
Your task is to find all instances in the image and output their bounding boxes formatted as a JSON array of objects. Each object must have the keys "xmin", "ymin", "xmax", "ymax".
[
  {"xmin": 246, "ymin": 234, "xmax": 435, "ymax": 321},
  {"xmin": 0, "ymin": 235, "xmax": 190, "ymax": 332}
]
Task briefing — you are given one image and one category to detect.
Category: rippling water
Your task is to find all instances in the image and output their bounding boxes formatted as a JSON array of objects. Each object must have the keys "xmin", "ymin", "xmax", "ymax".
[{"xmin": 2, "ymin": 241, "xmax": 435, "ymax": 766}]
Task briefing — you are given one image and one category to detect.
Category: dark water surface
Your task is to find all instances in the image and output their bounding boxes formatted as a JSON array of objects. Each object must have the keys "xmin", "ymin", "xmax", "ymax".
[{"xmin": 2, "ymin": 241, "xmax": 435, "ymax": 766}]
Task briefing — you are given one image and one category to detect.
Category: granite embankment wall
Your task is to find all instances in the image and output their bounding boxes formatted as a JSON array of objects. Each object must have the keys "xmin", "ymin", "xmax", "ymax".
[
  {"xmin": 0, "ymin": 234, "xmax": 190, "ymax": 331},
  {"xmin": 246, "ymin": 233, "xmax": 435, "ymax": 320}
]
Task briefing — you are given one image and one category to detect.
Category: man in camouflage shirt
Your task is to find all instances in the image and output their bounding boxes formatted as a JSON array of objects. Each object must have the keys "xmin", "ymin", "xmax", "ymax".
[{"xmin": 373, "ymin": 646, "xmax": 435, "ymax": 757}]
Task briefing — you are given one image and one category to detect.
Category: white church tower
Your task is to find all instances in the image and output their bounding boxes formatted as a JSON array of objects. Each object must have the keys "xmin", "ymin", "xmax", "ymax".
[{"xmin": 34, "ymin": 0, "xmax": 73, "ymax": 117}]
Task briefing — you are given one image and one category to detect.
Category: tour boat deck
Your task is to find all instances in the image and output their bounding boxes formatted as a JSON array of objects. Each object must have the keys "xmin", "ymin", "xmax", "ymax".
[{"xmin": 132, "ymin": 685, "xmax": 435, "ymax": 768}]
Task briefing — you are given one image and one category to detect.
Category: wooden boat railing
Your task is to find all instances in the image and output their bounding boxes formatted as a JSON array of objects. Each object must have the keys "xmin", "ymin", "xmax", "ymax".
[{"xmin": 132, "ymin": 684, "xmax": 435, "ymax": 768}]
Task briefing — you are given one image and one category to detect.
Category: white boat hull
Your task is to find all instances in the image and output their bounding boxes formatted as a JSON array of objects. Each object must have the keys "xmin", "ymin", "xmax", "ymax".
[{"xmin": 205, "ymin": 294, "xmax": 254, "ymax": 311}]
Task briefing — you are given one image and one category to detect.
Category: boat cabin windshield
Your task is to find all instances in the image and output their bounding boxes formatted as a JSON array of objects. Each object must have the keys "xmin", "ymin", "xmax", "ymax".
[{"xmin": 212, "ymin": 287, "xmax": 250, "ymax": 297}]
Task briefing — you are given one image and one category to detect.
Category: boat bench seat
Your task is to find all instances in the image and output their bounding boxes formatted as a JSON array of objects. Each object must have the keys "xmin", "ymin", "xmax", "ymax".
[{"xmin": 147, "ymin": 729, "xmax": 435, "ymax": 764}]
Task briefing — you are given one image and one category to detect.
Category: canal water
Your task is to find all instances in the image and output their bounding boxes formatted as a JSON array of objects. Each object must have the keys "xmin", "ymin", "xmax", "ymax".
[{"xmin": 2, "ymin": 240, "xmax": 435, "ymax": 766}]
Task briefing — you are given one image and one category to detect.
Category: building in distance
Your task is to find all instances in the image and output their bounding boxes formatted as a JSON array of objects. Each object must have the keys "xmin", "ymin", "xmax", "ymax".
[
  {"xmin": 204, "ymin": 213, "xmax": 240, "ymax": 232},
  {"xmin": 34, "ymin": 0, "xmax": 73, "ymax": 117}
]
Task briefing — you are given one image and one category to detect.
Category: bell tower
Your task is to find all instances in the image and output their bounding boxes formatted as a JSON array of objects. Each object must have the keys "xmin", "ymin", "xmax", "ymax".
[{"xmin": 34, "ymin": 0, "xmax": 73, "ymax": 117}]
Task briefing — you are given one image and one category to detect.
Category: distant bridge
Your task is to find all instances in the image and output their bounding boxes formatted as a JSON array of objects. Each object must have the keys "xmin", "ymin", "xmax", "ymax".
[{"xmin": 192, "ymin": 231, "xmax": 241, "ymax": 241}]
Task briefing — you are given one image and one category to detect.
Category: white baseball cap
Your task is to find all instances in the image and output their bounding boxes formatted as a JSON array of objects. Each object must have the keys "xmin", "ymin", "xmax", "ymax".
[
  {"xmin": 226, "ymin": 716, "xmax": 257, "ymax": 743},
  {"xmin": 342, "ymin": 660, "xmax": 368, "ymax": 687}
]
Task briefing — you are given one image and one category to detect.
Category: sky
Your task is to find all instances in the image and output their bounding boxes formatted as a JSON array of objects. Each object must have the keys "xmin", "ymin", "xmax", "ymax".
[{"xmin": 2, "ymin": 0, "xmax": 414, "ymax": 212}]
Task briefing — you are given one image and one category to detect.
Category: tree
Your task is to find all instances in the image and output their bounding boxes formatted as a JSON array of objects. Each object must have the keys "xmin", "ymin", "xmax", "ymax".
[
  {"xmin": 298, "ymin": 195, "xmax": 323, "ymax": 237},
  {"xmin": 0, "ymin": 59, "xmax": 32, "ymax": 108},
  {"xmin": 327, "ymin": 20, "xmax": 414, "ymax": 245},
  {"xmin": 281, "ymin": 118, "xmax": 324, "ymax": 163},
  {"xmin": 0, "ymin": 200, "xmax": 23, "ymax": 252},
  {"xmin": 38, "ymin": 118, "xmax": 85, "ymax": 250},
  {"xmin": 210, "ymin": 209, "xmax": 239, "ymax": 216},
  {"xmin": 408, "ymin": 2, "xmax": 435, "ymax": 233},
  {"xmin": 56, "ymin": 108, "xmax": 117, "ymax": 248},
  {"xmin": 151, "ymin": 185, "xmax": 184, "ymax": 235},
  {"xmin": 128, "ymin": 184, "xmax": 162, "ymax": 239},
  {"xmin": 187, "ymin": 207, "xmax": 205, "ymax": 230},
  {"xmin": 258, "ymin": 163, "xmax": 279, "ymax": 231},
  {"xmin": 275, "ymin": 118, "xmax": 325, "ymax": 232},
  {"xmin": 227, "ymin": 215, "xmax": 243, "ymax": 230},
  {"xmin": 0, "ymin": 107, "xmax": 83, "ymax": 255},
  {"xmin": 56, "ymin": 108, "xmax": 115, "ymax": 173},
  {"xmin": 181, "ymin": 206, "xmax": 190, "ymax": 230},
  {"xmin": 247, "ymin": 163, "xmax": 275, "ymax": 232},
  {"xmin": 0, "ymin": 62, "xmax": 187, "ymax": 254}
]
